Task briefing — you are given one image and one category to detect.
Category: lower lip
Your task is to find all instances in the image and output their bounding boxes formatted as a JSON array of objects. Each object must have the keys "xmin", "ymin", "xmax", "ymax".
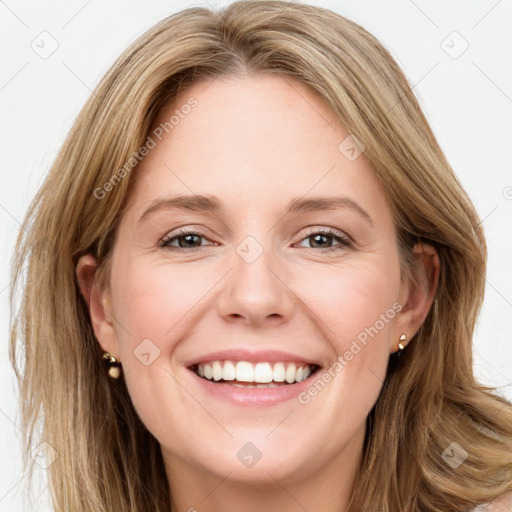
[{"xmin": 187, "ymin": 368, "xmax": 319, "ymax": 407}]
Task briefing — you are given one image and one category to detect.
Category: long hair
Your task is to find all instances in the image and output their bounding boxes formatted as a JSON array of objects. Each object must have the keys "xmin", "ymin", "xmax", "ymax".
[{"xmin": 10, "ymin": 1, "xmax": 512, "ymax": 510}]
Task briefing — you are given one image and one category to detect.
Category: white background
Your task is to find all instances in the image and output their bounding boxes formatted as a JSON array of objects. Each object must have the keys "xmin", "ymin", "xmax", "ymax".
[{"xmin": 1, "ymin": 0, "xmax": 511, "ymax": 510}]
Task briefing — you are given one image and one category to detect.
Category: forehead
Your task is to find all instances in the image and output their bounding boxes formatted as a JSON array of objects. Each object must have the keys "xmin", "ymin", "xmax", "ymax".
[
  {"xmin": 150, "ymin": 73, "xmax": 347, "ymax": 164},
  {"xmin": 124, "ymin": 73, "xmax": 389, "ymax": 222}
]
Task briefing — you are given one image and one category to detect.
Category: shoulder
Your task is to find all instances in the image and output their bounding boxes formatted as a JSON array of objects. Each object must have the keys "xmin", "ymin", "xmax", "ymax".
[{"xmin": 473, "ymin": 493, "xmax": 512, "ymax": 512}]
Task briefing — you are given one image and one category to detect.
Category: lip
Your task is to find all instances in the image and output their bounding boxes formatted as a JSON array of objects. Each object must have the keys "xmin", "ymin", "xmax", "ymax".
[
  {"xmin": 183, "ymin": 349, "xmax": 323, "ymax": 368},
  {"xmin": 187, "ymin": 365, "xmax": 320, "ymax": 407}
]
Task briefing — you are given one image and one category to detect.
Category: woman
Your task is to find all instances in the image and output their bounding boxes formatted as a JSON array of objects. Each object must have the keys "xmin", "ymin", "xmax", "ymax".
[{"xmin": 9, "ymin": 1, "xmax": 512, "ymax": 511}]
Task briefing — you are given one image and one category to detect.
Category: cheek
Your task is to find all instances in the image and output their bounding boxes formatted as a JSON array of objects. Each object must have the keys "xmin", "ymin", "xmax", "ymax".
[
  {"xmin": 111, "ymin": 250, "xmax": 401, "ymax": 369},
  {"xmin": 110, "ymin": 259, "xmax": 206, "ymax": 347},
  {"xmin": 301, "ymin": 260, "xmax": 400, "ymax": 346},
  {"xmin": 294, "ymin": 258, "xmax": 401, "ymax": 414},
  {"xmin": 106, "ymin": 247, "xmax": 402, "ymax": 466},
  {"xmin": 108, "ymin": 260, "xmax": 210, "ymax": 432},
  {"xmin": 107, "ymin": 256, "xmax": 200, "ymax": 396},
  {"xmin": 291, "ymin": 262, "xmax": 400, "ymax": 448}
]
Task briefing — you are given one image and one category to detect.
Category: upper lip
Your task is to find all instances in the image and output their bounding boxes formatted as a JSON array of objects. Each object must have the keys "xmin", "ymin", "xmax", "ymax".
[{"xmin": 183, "ymin": 349, "xmax": 323, "ymax": 368}]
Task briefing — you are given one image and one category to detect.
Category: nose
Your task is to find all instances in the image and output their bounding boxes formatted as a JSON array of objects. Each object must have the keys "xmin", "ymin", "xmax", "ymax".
[{"xmin": 215, "ymin": 237, "xmax": 296, "ymax": 327}]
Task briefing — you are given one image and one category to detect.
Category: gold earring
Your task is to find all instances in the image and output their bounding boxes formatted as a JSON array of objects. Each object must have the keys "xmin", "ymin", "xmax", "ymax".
[
  {"xmin": 102, "ymin": 351, "xmax": 122, "ymax": 379},
  {"xmin": 398, "ymin": 334, "xmax": 407, "ymax": 352}
]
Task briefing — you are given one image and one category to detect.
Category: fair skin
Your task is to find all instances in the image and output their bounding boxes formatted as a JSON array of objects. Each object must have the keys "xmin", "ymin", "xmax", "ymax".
[{"xmin": 77, "ymin": 73, "xmax": 440, "ymax": 512}]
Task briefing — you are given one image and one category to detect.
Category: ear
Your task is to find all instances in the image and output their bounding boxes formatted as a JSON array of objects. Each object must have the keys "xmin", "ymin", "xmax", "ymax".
[
  {"xmin": 390, "ymin": 241, "xmax": 440, "ymax": 353},
  {"xmin": 76, "ymin": 254, "xmax": 119, "ymax": 357}
]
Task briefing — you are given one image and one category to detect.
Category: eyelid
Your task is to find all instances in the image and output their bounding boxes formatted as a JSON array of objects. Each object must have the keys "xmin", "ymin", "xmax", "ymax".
[
  {"xmin": 158, "ymin": 228, "xmax": 216, "ymax": 249},
  {"xmin": 294, "ymin": 226, "xmax": 352, "ymax": 251},
  {"xmin": 159, "ymin": 224, "xmax": 215, "ymax": 241},
  {"xmin": 299, "ymin": 225, "xmax": 352, "ymax": 243},
  {"xmin": 158, "ymin": 225, "xmax": 353, "ymax": 251}
]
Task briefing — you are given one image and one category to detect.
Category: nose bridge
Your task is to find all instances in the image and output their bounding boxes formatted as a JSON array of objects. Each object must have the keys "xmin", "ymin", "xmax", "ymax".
[{"xmin": 216, "ymin": 232, "xmax": 295, "ymax": 324}]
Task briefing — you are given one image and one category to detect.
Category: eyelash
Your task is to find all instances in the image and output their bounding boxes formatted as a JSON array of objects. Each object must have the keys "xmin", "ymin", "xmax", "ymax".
[{"xmin": 158, "ymin": 227, "xmax": 352, "ymax": 253}]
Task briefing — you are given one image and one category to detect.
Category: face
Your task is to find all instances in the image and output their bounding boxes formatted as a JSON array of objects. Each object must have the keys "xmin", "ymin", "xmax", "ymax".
[{"xmin": 80, "ymin": 73, "xmax": 424, "ymax": 494}]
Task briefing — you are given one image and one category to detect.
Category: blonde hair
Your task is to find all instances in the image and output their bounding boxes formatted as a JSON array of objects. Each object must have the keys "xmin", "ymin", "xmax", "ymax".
[{"xmin": 10, "ymin": 1, "xmax": 512, "ymax": 511}]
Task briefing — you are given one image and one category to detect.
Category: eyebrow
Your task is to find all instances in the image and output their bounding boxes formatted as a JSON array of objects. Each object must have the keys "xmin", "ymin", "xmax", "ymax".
[{"xmin": 139, "ymin": 193, "xmax": 373, "ymax": 225}]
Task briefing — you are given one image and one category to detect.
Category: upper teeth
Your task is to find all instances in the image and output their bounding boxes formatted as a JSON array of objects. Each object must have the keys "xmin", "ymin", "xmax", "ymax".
[{"xmin": 195, "ymin": 361, "xmax": 313, "ymax": 384}]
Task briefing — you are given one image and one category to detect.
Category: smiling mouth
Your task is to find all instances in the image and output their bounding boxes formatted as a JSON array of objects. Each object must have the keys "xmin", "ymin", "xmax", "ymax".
[{"xmin": 188, "ymin": 360, "xmax": 320, "ymax": 388}]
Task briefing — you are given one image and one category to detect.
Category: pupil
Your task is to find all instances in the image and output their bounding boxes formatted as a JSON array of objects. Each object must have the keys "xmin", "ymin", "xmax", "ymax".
[
  {"xmin": 177, "ymin": 234, "xmax": 332, "ymax": 249},
  {"xmin": 312, "ymin": 234, "xmax": 329, "ymax": 248},
  {"xmin": 180, "ymin": 234, "xmax": 199, "ymax": 248}
]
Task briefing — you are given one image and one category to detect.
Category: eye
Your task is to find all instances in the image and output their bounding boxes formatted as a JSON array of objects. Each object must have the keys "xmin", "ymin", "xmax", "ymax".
[
  {"xmin": 158, "ymin": 227, "xmax": 352, "ymax": 252},
  {"xmin": 295, "ymin": 228, "xmax": 351, "ymax": 251},
  {"xmin": 158, "ymin": 229, "xmax": 214, "ymax": 250}
]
